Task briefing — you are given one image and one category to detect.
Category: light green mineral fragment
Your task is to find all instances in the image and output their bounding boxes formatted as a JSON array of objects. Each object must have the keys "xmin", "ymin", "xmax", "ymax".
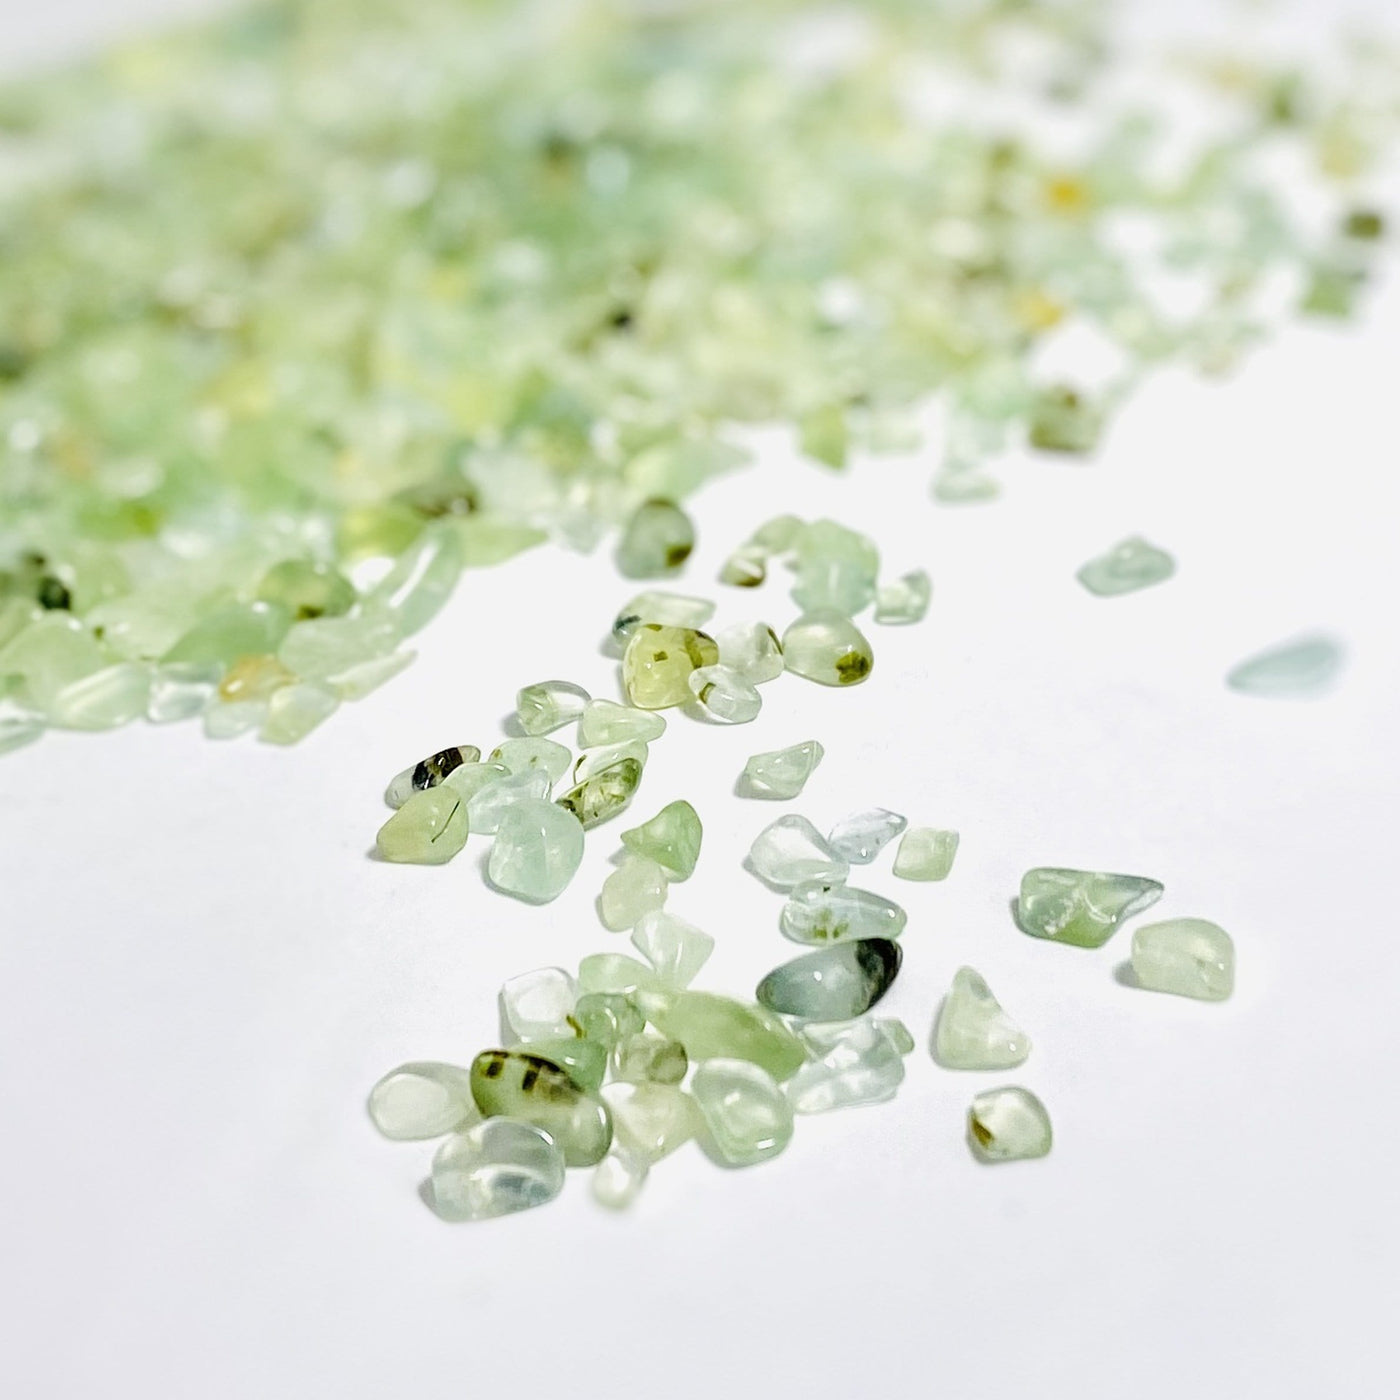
[
  {"xmin": 146, "ymin": 663, "xmax": 221, "ymax": 723},
  {"xmin": 715, "ymin": 622, "xmax": 784, "ymax": 683},
  {"xmin": 363, "ymin": 525, "xmax": 462, "ymax": 635},
  {"xmin": 604, "ymin": 1080, "xmax": 696, "ymax": 1162},
  {"xmin": 781, "ymin": 610, "xmax": 873, "ymax": 686},
  {"xmin": 785, "ymin": 1019, "xmax": 906, "ymax": 1113},
  {"xmin": 385, "ymin": 745, "xmax": 484, "ymax": 807},
  {"xmin": 616, "ymin": 498, "xmax": 696, "ymax": 578},
  {"xmin": 967, "ymin": 1086, "xmax": 1053, "ymax": 1163},
  {"xmin": 620, "ymin": 800, "xmax": 703, "ymax": 879},
  {"xmin": 791, "ymin": 520, "xmax": 879, "ymax": 616},
  {"xmin": 612, "ymin": 1031, "xmax": 689, "ymax": 1086},
  {"xmin": 47, "ymin": 662, "xmax": 150, "ymax": 730},
  {"xmin": 255, "ymin": 559, "xmax": 356, "ymax": 621},
  {"xmin": 1028, "ymin": 385, "xmax": 1102, "ymax": 454},
  {"xmin": 749, "ymin": 814, "xmax": 848, "ymax": 888},
  {"xmin": 516, "ymin": 679, "xmax": 590, "ymax": 736},
  {"xmin": 277, "ymin": 614, "xmax": 400, "ymax": 680},
  {"xmin": 874, "ymin": 570, "xmax": 932, "ymax": 624},
  {"xmin": 828, "ymin": 808, "xmax": 907, "ymax": 864},
  {"xmin": 622, "ymin": 624, "xmax": 720, "ymax": 708},
  {"xmin": 1226, "ymin": 635, "xmax": 1344, "ymax": 696},
  {"xmin": 577, "ymin": 952, "xmax": 660, "ymax": 997},
  {"xmin": 430, "ymin": 1119, "xmax": 566, "ymax": 1221},
  {"xmin": 688, "ymin": 664, "xmax": 762, "ymax": 722},
  {"xmin": 572, "ymin": 992, "xmax": 646, "ymax": 1050},
  {"xmin": 934, "ymin": 967, "xmax": 1031, "ymax": 1070},
  {"xmin": 441, "ymin": 759, "xmax": 510, "ymax": 802},
  {"xmin": 718, "ymin": 546, "xmax": 766, "ymax": 588},
  {"xmin": 368, "ymin": 1062, "xmax": 479, "ymax": 1140},
  {"xmin": 573, "ymin": 739, "xmax": 649, "ymax": 784},
  {"xmin": 203, "ymin": 699, "xmax": 268, "ymax": 740},
  {"xmin": 610, "ymin": 593, "xmax": 716, "ymax": 650},
  {"xmin": 488, "ymin": 737, "xmax": 572, "ymax": 783},
  {"xmin": 556, "ymin": 756, "xmax": 643, "ymax": 828},
  {"xmin": 376, "ymin": 787, "xmax": 469, "ymax": 865},
  {"xmin": 755, "ymin": 938, "xmax": 902, "ymax": 1021},
  {"xmin": 630, "ymin": 910, "xmax": 715, "ymax": 988},
  {"xmin": 488, "ymin": 799, "xmax": 584, "ymax": 901},
  {"xmin": 469, "ymin": 1049, "xmax": 612, "ymax": 1167},
  {"xmin": 1017, "ymin": 867, "xmax": 1164, "ymax": 947},
  {"xmin": 779, "ymin": 880, "xmax": 907, "ymax": 944},
  {"xmin": 260, "ymin": 682, "xmax": 338, "ymax": 744},
  {"xmin": 467, "ymin": 768, "xmax": 552, "ymax": 834},
  {"xmin": 747, "ymin": 515, "xmax": 804, "ymax": 556},
  {"xmin": 162, "ymin": 601, "xmax": 291, "ymax": 668},
  {"xmin": 1075, "ymin": 537, "xmax": 1175, "ymax": 596},
  {"xmin": 691, "ymin": 1059, "xmax": 794, "ymax": 1167},
  {"xmin": 498, "ymin": 967, "xmax": 578, "ymax": 1042},
  {"xmin": 893, "ymin": 828, "xmax": 960, "ymax": 881},
  {"xmin": 598, "ymin": 857, "xmax": 669, "ymax": 932},
  {"xmin": 642, "ymin": 991, "xmax": 806, "ymax": 1080},
  {"xmin": 0, "ymin": 614, "xmax": 108, "ymax": 708},
  {"xmin": 592, "ymin": 1149, "xmax": 648, "ymax": 1210},
  {"xmin": 516, "ymin": 1037, "xmax": 609, "ymax": 1094},
  {"xmin": 1130, "ymin": 918, "xmax": 1235, "ymax": 1001},
  {"xmin": 577, "ymin": 698, "xmax": 666, "ymax": 746},
  {"xmin": 738, "ymin": 740, "xmax": 824, "ymax": 799}
]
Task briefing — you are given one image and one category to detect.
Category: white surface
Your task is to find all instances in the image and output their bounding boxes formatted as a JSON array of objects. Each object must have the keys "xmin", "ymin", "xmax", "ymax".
[{"xmin": 3, "ymin": 3, "xmax": 1400, "ymax": 1398}]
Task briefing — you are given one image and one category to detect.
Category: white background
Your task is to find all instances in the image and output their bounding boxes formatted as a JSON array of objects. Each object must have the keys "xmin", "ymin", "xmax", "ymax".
[{"xmin": 2, "ymin": 3, "xmax": 1398, "ymax": 1397}]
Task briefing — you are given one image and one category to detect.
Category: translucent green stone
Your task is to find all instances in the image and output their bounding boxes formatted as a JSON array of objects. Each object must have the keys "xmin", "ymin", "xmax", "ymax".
[
  {"xmin": 642, "ymin": 991, "xmax": 806, "ymax": 1080},
  {"xmin": 146, "ymin": 662, "xmax": 221, "ymax": 723},
  {"xmin": 1130, "ymin": 919, "xmax": 1235, "ymax": 1001},
  {"xmin": 0, "ymin": 614, "xmax": 108, "ymax": 708},
  {"xmin": 385, "ymin": 745, "xmax": 484, "ymax": 808},
  {"xmin": 1017, "ymin": 867, "xmax": 1164, "ymax": 948},
  {"xmin": 277, "ymin": 613, "xmax": 401, "ymax": 681},
  {"xmin": 967, "ymin": 1086, "xmax": 1052, "ymax": 1163},
  {"xmin": 0, "ymin": 683, "xmax": 44, "ymax": 755},
  {"xmin": 616, "ymin": 498, "xmax": 695, "ymax": 578},
  {"xmin": 749, "ymin": 815, "xmax": 848, "ymax": 888},
  {"xmin": 610, "ymin": 592, "xmax": 716, "ymax": 650},
  {"xmin": 488, "ymin": 738, "xmax": 572, "ymax": 784},
  {"xmin": 577, "ymin": 953, "xmax": 660, "ymax": 997},
  {"xmin": 688, "ymin": 664, "xmax": 762, "ymax": 723},
  {"xmin": 376, "ymin": 787, "xmax": 469, "ymax": 865},
  {"xmin": 515, "ymin": 1037, "xmax": 609, "ymax": 1094},
  {"xmin": 577, "ymin": 699, "xmax": 665, "ymax": 746},
  {"xmin": 781, "ymin": 611, "xmax": 873, "ymax": 686},
  {"xmin": 330, "ymin": 649, "xmax": 415, "ymax": 700},
  {"xmin": 893, "ymin": 828, "xmax": 960, "ymax": 881},
  {"xmin": 1027, "ymin": 385, "xmax": 1102, "ymax": 454},
  {"xmin": 598, "ymin": 857, "xmax": 668, "ymax": 932},
  {"xmin": 934, "ymin": 967, "xmax": 1031, "ymax": 1070},
  {"xmin": 47, "ymin": 662, "xmax": 150, "ymax": 730},
  {"xmin": 203, "ymin": 699, "xmax": 268, "ymax": 740},
  {"xmin": 874, "ymin": 569, "xmax": 932, "ymax": 624},
  {"xmin": 362, "ymin": 524, "xmax": 462, "ymax": 636},
  {"xmin": 620, "ymin": 800, "xmax": 703, "ymax": 880},
  {"xmin": 467, "ymin": 769, "xmax": 552, "ymax": 834},
  {"xmin": 499, "ymin": 967, "xmax": 578, "ymax": 1042},
  {"xmin": 572, "ymin": 992, "xmax": 646, "ymax": 1050},
  {"xmin": 469, "ymin": 1049, "xmax": 612, "ymax": 1167},
  {"xmin": 367, "ymin": 1062, "xmax": 479, "ymax": 1140},
  {"xmin": 779, "ymin": 879, "xmax": 907, "ymax": 944},
  {"xmin": 622, "ymin": 624, "xmax": 720, "ymax": 708},
  {"xmin": 630, "ymin": 910, "xmax": 715, "ymax": 988},
  {"xmin": 556, "ymin": 756, "xmax": 643, "ymax": 829},
  {"xmin": 260, "ymin": 682, "xmax": 338, "ymax": 744},
  {"xmin": 798, "ymin": 405, "xmax": 849, "ymax": 470},
  {"xmin": 1226, "ymin": 635, "xmax": 1344, "ymax": 697},
  {"xmin": 430, "ymin": 1119, "xmax": 566, "ymax": 1221},
  {"xmin": 791, "ymin": 520, "xmax": 879, "ymax": 616},
  {"xmin": 162, "ymin": 601, "xmax": 291, "ymax": 668},
  {"xmin": 828, "ymin": 808, "xmax": 906, "ymax": 863},
  {"xmin": 718, "ymin": 546, "xmax": 766, "ymax": 588},
  {"xmin": 738, "ymin": 740, "xmax": 824, "ymax": 799},
  {"xmin": 516, "ymin": 679, "xmax": 590, "ymax": 736},
  {"xmin": 592, "ymin": 1149, "xmax": 648, "ymax": 1210},
  {"xmin": 572, "ymin": 739, "xmax": 649, "ymax": 784},
  {"xmin": 255, "ymin": 559, "xmax": 355, "ymax": 620},
  {"xmin": 488, "ymin": 799, "xmax": 584, "ymax": 901},
  {"xmin": 756, "ymin": 938, "xmax": 902, "ymax": 1021},
  {"xmin": 715, "ymin": 621, "xmax": 784, "ymax": 684},
  {"xmin": 604, "ymin": 1081, "xmax": 696, "ymax": 1162},
  {"xmin": 612, "ymin": 1031, "xmax": 689, "ymax": 1086},
  {"xmin": 785, "ymin": 1019, "xmax": 906, "ymax": 1113},
  {"xmin": 441, "ymin": 760, "xmax": 511, "ymax": 802},
  {"xmin": 1076, "ymin": 537, "xmax": 1175, "ymax": 597},
  {"xmin": 691, "ymin": 1059, "xmax": 794, "ymax": 1167}
]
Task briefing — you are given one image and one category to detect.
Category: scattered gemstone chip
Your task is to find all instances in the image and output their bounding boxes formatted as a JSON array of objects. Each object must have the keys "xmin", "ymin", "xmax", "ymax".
[
  {"xmin": 469, "ymin": 1049, "xmax": 613, "ymax": 1167},
  {"xmin": 828, "ymin": 808, "xmax": 907, "ymax": 863},
  {"xmin": 620, "ymin": 800, "xmax": 703, "ymax": 880},
  {"xmin": 1130, "ymin": 918, "xmax": 1235, "ymax": 1001},
  {"xmin": 755, "ymin": 938, "xmax": 902, "ymax": 1021},
  {"xmin": 488, "ymin": 799, "xmax": 585, "ymax": 900},
  {"xmin": 967, "ymin": 1087, "xmax": 1053, "ymax": 1163},
  {"xmin": 516, "ymin": 680, "xmax": 591, "ymax": 736},
  {"xmin": 376, "ymin": 787, "xmax": 469, "ymax": 865},
  {"xmin": 430, "ymin": 1119, "xmax": 566, "ymax": 1222},
  {"xmin": 690, "ymin": 1059, "xmax": 794, "ymax": 1168},
  {"xmin": 622, "ymin": 624, "xmax": 721, "ymax": 709},
  {"xmin": 779, "ymin": 880, "xmax": 907, "ymax": 944},
  {"xmin": 1017, "ymin": 867, "xmax": 1163, "ymax": 947},
  {"xmin": 748, "ymin": 814, "xmax": 849, "ymax": 888},
  {"xmin": 738, "ymin": 740, "xmax": 824, "ymax": 800},
  {"xmin": 933, "ymin": 967, "xmax": 1031, "ymax": 1070},
  {"xmin": 368, "ymin": 1062, "xmax": 479, "ymax": 1141},
  {"xmin": 893, "ymin": 828, "xmax": 960, "ymax": 881},
  {"xmin": 1226, "ymin": 634, "xmax": 1344, "ymax": 697},
  {"xmin": 781, "ymin": 610, "xmax": 874, "ymax": 686},
  {"xmin": 1076, "ymin": 536, "xmax": 1175, "ymax": 597}
]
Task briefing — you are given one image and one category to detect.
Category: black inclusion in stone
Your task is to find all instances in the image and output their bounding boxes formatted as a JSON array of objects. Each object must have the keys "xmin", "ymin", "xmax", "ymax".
[
  {"xmin": 36, "ymin": 576, "xmax": 72, "ymax": 610},
  {"xmin": 854, "ymin": 937, "xmax": 903, "ymax": 1008},
  {"xmin": 755, "ymin": 937, "xmax": 903, "ymax": 1020},
  {"xmin": 413, "ymin": 746, "xmax": 468, "ymax": 790}
]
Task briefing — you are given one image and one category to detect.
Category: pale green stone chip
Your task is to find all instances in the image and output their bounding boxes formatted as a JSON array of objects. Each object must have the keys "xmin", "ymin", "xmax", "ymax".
[
  {"xmin": 620, "ymin": 799, "xmax": 703, "ymax": 880},
  {"xmin": 516, "ymin": 679, "xmax": 590, "ymax": 736},
  {"xmin": 785, "ymin": 1019, "xmax": 906, "ymax": 1113},
  {"xmin": 749, "ymin": 814, "xmax": 848, "ymax": 888},
  {"xmin": 1130, "ymin": 918, "xmax": 1235, "ymax": 1001},
  {"xmin": 781, "ymin": 610, "xmax": 873, "ymax": 686},
  {"xmin": 779, "ymin": 879, "xmax": 907, "ymax": 944},
  {"xmin": 642, "ymin": 991, "xmax": 806, "ymax": 1080},
  {"xmin": 577, "ymin": 699, "xmax": 665, "ymax": 746},
  {"xmin": 616, "ymin": 498, "xmax": 696, "ymax": 578},
  {"xmin": 1076, "ymin": 537, "xmax": 1175, "ymax": 597},
  {"xmin": 488, "ymin": 799, "xmax": 584, "ymax": 901},
  {"xmin": 828, "ymin": 808, "xmax": 907, "ymax": 863},
  {"xmin": 488, "ymin": 737, "xmax": 572, "ymax": 783},
  {"xmin": 688, "ymin": 663, "xmax": 762, "ymax": 722},
  {"xmin": 622, "ymin": 624, "xmax": 720, "ymax": 708},
  {"xmin": 738, "ymin": 740, "xmax": 824, "ymax": 800},
  {"xmin": 430, "ymin": 1119, "xmax": 566, "ymax": 1221},
  {"xmin": 556, "ymin": 756, "xmax": 643, "ymax": 829},
  {"xmin": 691, "ymin": 1058, "xmax": 794, "ymax": 1167},
  {"xmin": 368, "ymin": 1062, "xmax": 479, "ymax": 1140},
  {"xmin": 469, "ymin": 1049, "xmax": 612, "ymax": 1167},
  {"xmin": 1017, "ymin": 867, "xmax": 1163, "ymax": 947},
  {"xmin": 260, "ymin": 681, "xmax": 338, "ymax": 744},
  {"xmin": 467, "ymin": 768, "xmax": 552, "ymax": 834},
  {"xmin": 714, "ymin": 621, "xmax": 784, "ymax": 684},
  {"xmin": 874, "ymin": 569, "xmax": 932, "ymax": 624},
  {"xmin": 592, "ymin": 1149, "xmax": 648, "ymax": 1209},
  {"xmin": 603, "ymin": 1081, "xmax": 696, "ymax": 1162},
  {"xmin": 610, "ymin": 592, "xmax": 716, "ymax": 650},
  {"xmin": 968, "ymin": 1086, "xmax": 1052, "ymax": 1162},
  {"xmin": 376, "ymin": 787, "xmax": 469, "ymax": 865},
  {"xmin": 498, "ymin": 967, "xmax": 578, "ymax": 1042},
  {"xmin": 934, "ymin": 967, "xmax": 1031, "ymax": 1070},
  {"xmin": 598, "ymin": 857, "xmax": 668, "ymax": 932},
  {"xmin": 755, "ymin": 938, "xmax": 902, "ymax": 1021},
  {"xmin": 1226, "ymin": 635, "xmax": 1344, "ymax": 697},
  {"xmin": 790, "ymin": 520, "xmax": 879, "ymax": 616},
  {"xmin": 47, "ymin": 662, "xmax": 150, "ymax": 730},
  {"xmin": 630, "ymin": 910, "xmax": 715, "ymax": 988},
  {"xmin": 893, "ymin": 827, "xmax": 960, "ymax": 881}
]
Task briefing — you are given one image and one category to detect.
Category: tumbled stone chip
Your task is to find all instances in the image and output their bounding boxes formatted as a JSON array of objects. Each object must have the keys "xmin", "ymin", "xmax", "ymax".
[
  {"xmin": 1226, "ymin": 634, "xmax": 1344, "ymax": 697},
  {"xmin": 622, "ymin": 624, "xmax": 720, "ymax": 708},
  {"xmin": 469, "ymin": 1049, "xmax": 613, "ymax": 1166},
  {"xmin": 1017, "ymin": 867, "xmax": 1163, "ymax": 947},
  {"xmin": 430, "ymin": 1118, "xmax": 566, "ymax": 1221},
  {"xmin": 828, "ymin": 807, "xmax": 907, "ymax": 863},
  {"xmin": 621, "ymin": 800, "xmax": 703, "ymax": 880},
  {"xmin": 488, "ymin": 799, "xmax": 584, "ymax": 900},
  {"xmin": 933, "ymin": 967, "xmax": 1031, "ymax": 1070},
  {"xmin": 967, "ymin": 1086, "xmax": 1052, "ymax": 1162},
  {"xmin": 755, "ymin": 938, "xmax": 902, "ymax": 1021},
  {"xmin": 893, "ymin": 827, "xmax": 959, "ymax": 880},
  {"xmin": 779, "ymin": 879, "xmax": 907, "ymax": 943},
  {"xmin": 376, "ymin": 786, "xmax": 469, "ymax": 864},
  {"xmin": 748, "ymin": 814, "xmax": 849, "ymax": 888},
  {"xmin": 690, "ymin": 1058, "xmax": 794, "ymax": 1167},
  {"xmin": 1076, "ymin": 536, "xmax": 1175, "ymax": 597},
  {"xmin": 368, "ymin": 1062, "xmax": 479, "ymax": 1140},
  {"xmin": 781, "ymin": 610, "xmax": 874, "ymax": 686},
  {"xmin": 738, "ymin": 739, "xmax": 824, "ymax": 799},
  {"xmin": 515, "ymin": 679, "xmax": 590, "ymax": 735},
  {"xmin": 1131, "ymin": 918, "xmax": 1234, "ymax": 1000}
]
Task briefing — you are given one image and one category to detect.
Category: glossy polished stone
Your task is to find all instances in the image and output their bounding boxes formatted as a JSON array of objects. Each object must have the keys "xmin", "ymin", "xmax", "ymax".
[
  {"xmin": 367, "ymin": 1062, "xmax": 479, "ymax": 1140},
  {"xmin": 967, "ymin": 1086, "xmax": 1052, "ymax": 1162},
  {"xmin": 612, "ymin": 1031, "xmax": 689, "ymax": 1085},
  {"xmin": 610, "ymin": 592, "xmax": 715, "ymax": 649},
  {"xmin": 756, "ymin": 938, "xmax": 902, "ymax": 1020},
  {"xmin": 748, "ymin": 815, "xmax": 849, "ymax": 888},
  {"xmin": 469, "ymin": 1049, "xmax": 612, "ymax": 1167},
  {"xmin": 376, "ymin": 787, "xmax": 469, "ymax": 864},
  {"xmin": 933, "ymin": 967, "xmax": 1031, "ymax": 1069},
  {"xmin": 642, "ymin": 991, "xmax": 806, "ymax": 1080},
  {"xmin": 738, "ymin": 740, "xmax": 824, "ymax": 799},
  {"xmin": 893, "ymin": 827, "xmax": 959, "ymax": 880},
  {"xmin": 1226, "ymin": 635, "xmax": 1344, "ymax": 697},
  {"xmin": 1017, "ymin": 867, "xmax": 1163, "ymax": 947},
  {"xmin": 488, "ymin": 737, "xmax": 572, "ymax": 783},
  {"xmin": 1076, "ymin": 536, "xmax": 1175, "ymax": 596},
  {"xmin": 779, "ymin": 879, "xmax": 907, "ymax": 944},
  {"xmin": 631, "ymin": 910, "xmax": 715, "ymax": 988},
  {"xmin": 488, "ymin": 799, "xmax": 584, "ymax": 901},
  {"xmin": 873, "ymin": 569, "xmax": 931, "ymax": 624},
  {"xmin": 556, "ymin": 757, "xmax": 642, "ymax": 829},
  {"xmin": 785, "ymin": 1019, "xmax": 906, "ymax": 1113},
  {"xmin": 1131, "ymin": 919, "xmax": 1234, "ymax": 1000},
  {"xmin": 577, "ymin": 698, "xmax": 666, "ymax": 746},
  {"xmin": 828, "ymin": 808, "xmax": 906, "ymax": 864},
  {"xmin": 516, "ymin": 679, "xmax": 590, "ymax": 735},
  {"xmin": 466, "ymin": 767, "xmax": 552, "ymax": 834},
  {"xmin": 498, "ymin": 966, "xmax": 578, "ymax": 1042},
  {"xmin": 620, "ymin": 800, "xmax": 702, "ymax": 880},
  {"xmin": 616, "ymin": 498, "xmax": 695, "ymax": 578},
  {"xmin": 780, "ymin": 610, "xmax": 874, "ymax": 686},
  {"xmin": 604, "ymin": 1080, "xmax": 696, "ymax": 1161},
  {"xmin": 622, "ymin": 623, "xmax": 720, "ymax": 709},
  {"xmin": 598, "ymin": 857, "xmax": 668, "ymax": 932},
  {"xmin": 714, "ymin": 621, "xmax": 784, "ymax": 683},
  {"xmin": 384, "ymin": 744, "xmax": 482, "ymax": 808},
  {"xmin": 430, "ymin": 1119, "xmax": 565, "ymax": 1221},
  {"xmin": 691, "ymin": 1059, "xmax": 794, "ymax": 1167},
  {"xmin": 688, "ymin": 664, "xmax": 762, "ymax": 723}
]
